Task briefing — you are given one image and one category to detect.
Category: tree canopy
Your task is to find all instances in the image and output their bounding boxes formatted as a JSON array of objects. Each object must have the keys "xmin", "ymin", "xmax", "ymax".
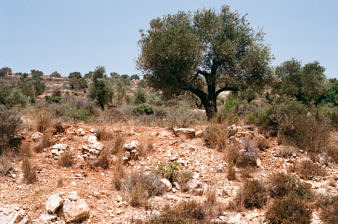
[
  {"xmin": 273, "ymin": 59, "xmax": 329, "ymax": 104},
  {"xmin": 137, "ymin": 5, "xmax": 272, "ymax": 119}
]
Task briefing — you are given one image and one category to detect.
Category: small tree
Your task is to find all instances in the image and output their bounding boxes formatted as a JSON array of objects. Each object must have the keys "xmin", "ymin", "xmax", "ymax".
[
  {"xmin": 88, "ymin": 66, "xmax": 114, "ymax": 110},
  {"xmin": 130, "ymin": 74, "xmax": 140, "ymax": 80},
  {"xmin": 137, "ymin": 5, "xmax": 271, "ymax": 119},
  {"xmin": 50, "ymin": 71, "xmax": 61, "ymax": 78},
  {"xmin": 273, "ymin": 59, "xmax": 329, "ymax": 104},
  {"xmin": 69, "ymin": 72, "xmax": 87, "ymax": 90},
  {"xmin": 0, "ymin": 67, "xmax": 12, "ymax": 76}
]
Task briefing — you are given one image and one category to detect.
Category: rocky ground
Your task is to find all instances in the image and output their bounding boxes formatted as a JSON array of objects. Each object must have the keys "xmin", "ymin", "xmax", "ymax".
[{"xmin": 0, "ymin": 122, "xmax": 337, "ymax": 223}]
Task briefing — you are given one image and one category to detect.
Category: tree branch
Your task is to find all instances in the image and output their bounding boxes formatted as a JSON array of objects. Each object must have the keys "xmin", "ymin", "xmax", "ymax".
[{"xmin": 215, "ymin": 86, "xmax": 238, "ymax": 96}]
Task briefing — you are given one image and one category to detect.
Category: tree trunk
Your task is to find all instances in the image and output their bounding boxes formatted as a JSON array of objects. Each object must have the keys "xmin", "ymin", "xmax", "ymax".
[{"xmin": 201, "ymin": 97, "xmax": 218, "ymax": 120}]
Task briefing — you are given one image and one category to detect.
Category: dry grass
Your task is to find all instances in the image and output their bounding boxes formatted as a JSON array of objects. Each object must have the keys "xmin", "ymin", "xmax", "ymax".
[
  {"xmin": 21, "ymin": 142, "xmax": 32, "ymax": 157},
  {"xmin": 35, "ymin": 112, "xmax": 51, "ymax": 133},
  {"xmin": 112, "ymin": 156, "xmax": 126, "ymax": 191},
  {"xmin": 111, "ymin": 134, "xmax": 125, "ymax": 155},
  {"xmin": 96, "ymin": 127, "xmax": 113, "ymax": 141},
  {"xmin": 203, "ymin": 124, "xmax": 228, "ymax": 152},
  {"xmin": 58, "ymin": 151, "xmax": 75, "ymax": 167},
  {"xmin": 0, "ymin": 107, "xmax": 22, "ymax": 154},
  {"xmin": 234, "ymin": 179, "xmax": 267, "ymax": 210},
  {"xmin": 240, "ymin": 167, "xmax": 255, "ymax": 179},
  {"xmin": 122, "ymin": 171, "xmax": 164, "ymax": 207},
  {"xmin": 265, "ymin": 194, "xmax": 312, "ymax": 224},
  {"xmin": 22, "ymin": 157, "xmax": 37, "ymax": 184},
  {"xmin": 205, "ymin": 187, "xmax": 217, "ymax": 206},
  {"xmin": 327, "ymin": 138, "xmax": 338, "ymax": 163},
  {"xmin": 226, "ymin": 163, "xmax": 236, "ymax": 180},
  {"xmin": 294, "ymin": 160, "xmax": 326, "ymax": 180},
  {"xmin": 34, "ymin": 133, "xmax": 52, "ymax": 153},
  {"xmin": 94, "ymin": 148, "xmax": 110, "ymax": 169},
  {"xmin": 224, "ymin": 142, "xmax": 258, "ymax": 168},
  {"xmin": 318, "ymin": 195, "xmax": 338, "ymax": 224},
  {"xmin": 256, "ymin": 137, "xmax": 270, "ymax": 151},
  {"xmin": 57, "ymin": 176, "xmax": 63, "ymax": 188},
  {"xmin": 138, "ymin": 138, "xmax": 154, "ymax": 157},
  {"xmin": 0, "ymin": 156, "xmax": 12, "ymax": 176},
  {"xmin": 276, "ymin": 145, "xmax": 297, "ymax": 158},
  {"xmin": 53, "ymin": 121, "xmax": 65, "ymax": 135}
]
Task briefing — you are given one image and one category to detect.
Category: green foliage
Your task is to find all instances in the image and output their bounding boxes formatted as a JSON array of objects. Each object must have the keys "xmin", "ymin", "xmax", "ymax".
[
  {"xmin": 320, "ymin": 79, "xmax": 338, "ymax": 106},
  {"xmin": 134, "ymin": 88, "xmax": 147, "ymax": 104},
  {"xmin": 0, "ymin": 67, "xmax": 12, "ymax": 76},
  {"xmin": 69, "ymin": 72, "xmax": 87, "ymax": 90},
  {"xmin": 273, "ymin": 59, "xmax": 329, "ymax": 104},
  {"xmin": 130, "ymin": 74, "xmax": 140, "ymax": 80},
  {"xmin": 132, "ymin": 103, "xmax": 154, "ymax": 115},
  {"xmin": 0, "ymin": 106, "xmax": 22, "ymax": 154},
  {"xmin": 156, "ymin": 162, "xmax": 179, "ymax": 183},
  {"xmin": 50, "ymin": 71, "xmax": 61, "ymax": 78},
  {"xmin": 88, "ymin": 66, "xmax": 114, "ymax": 109},
  {"xmin": 265, "ymin": 194, "xmax": 312, "ymax": 224},
  {"xmin": 0, "ymin": 83, "xmax": 29, "ymax": 107},
  {"xmin": 31, "ymin": 69, "xmax": 43, "ymax": 79},
  {"xmin": 45, "ymin": 95, "xmax": 64, "ymax": 104},
  {"xmin": 138, "ymin": 5, "xmax": 271, "ymax": 119}
]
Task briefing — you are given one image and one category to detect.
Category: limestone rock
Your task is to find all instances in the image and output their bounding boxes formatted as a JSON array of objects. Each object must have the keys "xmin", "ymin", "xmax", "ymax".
[
  {"xmin": 173, "ymin": 128, "xmax": 196, "ymax": 139},
  {"xmin": 88, "ymin": 135, "xmax": 98, "ymax": 144},
  {"xmin": 161, "ymin": 178, "xmax": 172, "ymax": 191},
  {"xmin": 63, "ymin": 199, "xmax": 89, "ymax": 223},
  {"xmin": 39, "ymin": 213, "xmax": 57, "ymax": 223},
  {"xmin": 186, "ymin": 178, "xmax": 202, "ymax": 191},
  {"xmin": 52, "ymin": 144, "xmax": 68, "ymax": 151},
  {"xmin": 123, "ymin": 140, "xmax": 140, "ymax": 151},
  {"xmin": 46, "ymin": 193, "xmax": 63, "ymax": 214},
  {"xmin": 31, "ymin": 132, "xmax": 43, "ymax": 141},
  {"xmin": 0, "ymin": 204, "xmax": 29, "ymax": 224}
]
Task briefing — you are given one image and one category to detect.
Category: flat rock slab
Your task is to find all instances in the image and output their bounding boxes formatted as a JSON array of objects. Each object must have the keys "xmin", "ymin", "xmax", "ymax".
[
  {"xmin": 63, "ymin": 199, "xmax": 89, "ymax": 223},
  {"xmin": 0, "ymin": 204, "xmax": 29, "ymax": 224},
  {"xmin": 173, "ymin": 128, "xmax": 196, "ymax": 139},
  {"xmin": 46, "ymin": 193, "xmax": 63, "ymax": 214}
]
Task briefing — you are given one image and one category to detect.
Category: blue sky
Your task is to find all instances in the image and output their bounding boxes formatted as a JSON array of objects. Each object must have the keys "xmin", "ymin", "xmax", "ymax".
[{"xmin": 1, "ymin": 0, "xmax": 337, "ymax": 78}]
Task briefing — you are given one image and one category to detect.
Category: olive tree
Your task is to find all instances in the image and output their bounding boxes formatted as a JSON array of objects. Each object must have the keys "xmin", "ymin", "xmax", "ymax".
[
  {"xmin": 137, "ymin": 5, "xmax": 271, "ymax": 119},
  {"xmin": 88, "ymin": 66, "xmax": 114, "ymax": 110},
  {"xmin": 273, "ymin": 59, "xmax": 329, "ymax": 104}
]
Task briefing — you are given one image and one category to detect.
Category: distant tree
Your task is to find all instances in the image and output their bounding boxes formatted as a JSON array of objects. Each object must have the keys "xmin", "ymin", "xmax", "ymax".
[
  {"xmin": 130, "ymin": 74, "xmax": 140, "ymax": 80},
  {"xmin": 50, "ymin": 71, "xmax": 61, "ymax": 78},
  {"xmin": 31, "ymin": 69, "xmax": 43, "ymax": 79},
  {"xmin": 0, "ymin": 67, "xmax": 12, "ymax": 76},
  {"xmin": 88, "ymin": 66, "xmax": 114, "ymax": 110},
  {"xmin": 137, "ymin": 5, "xmax": 272, "ymax": 119},
  {"xmin": 110, "ymin": 72, "xmax": 120, "ymax": 79},
  {"xmin": 121, "ymin": 74, "xmax": 129, "ymax": 80},
  {"xmin": 319, "ymin": 78, "xmax": 338, "ymax": 106},
  {"xmin": 274, "ymin": 59, "xmax": 329, "ymax": 104},
  {"xmin": 68, "ymin": 72, "xmax": 87, "ymax": 90}
]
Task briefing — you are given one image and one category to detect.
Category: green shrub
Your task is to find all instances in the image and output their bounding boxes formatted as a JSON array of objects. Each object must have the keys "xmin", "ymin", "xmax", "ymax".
[
  {"xmin": 0, "ymin": 106, "xmax": 22, "ymax": 154},
  {"xmin": 319, "ymin": 195, "xmax": 338, "ymax": 224},
  {"xmin": 64, "ymin": 108, "xmax": 92, "ymax": 122},
  {"xmin": 45, "ymin": 95, "xmax": 64, "ymax": 104},
  {"xmin": 156, "ymin": 162, "xmax": 179, "ymax": 183},
  {"xmin": 265, "ymin": 194, "xmax": 312, "ymax": 224},
  {"xmin": 134, "ymin": 88, "xmax": 147, "ymax": 104},
  {"xmin": 132, "ymin": 103, "xmax": 154, "ymax": 115},
  {"xmin": 235, "ymin": 179, "xmax": 267, "ymax": 210}
]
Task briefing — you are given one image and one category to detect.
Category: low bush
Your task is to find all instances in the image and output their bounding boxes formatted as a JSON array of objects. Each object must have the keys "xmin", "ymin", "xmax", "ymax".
[
  {"xmin": 234, "ymin": 180, "xmax": 267, "ymax": 210},
  {"xmin": 58, "ymin": 151, "xmax": 75, "ymax": 167},
  {"xmin": 0, "ymin": 157, "xmax": 12, "ymax": 176},
  {"xmin": 134, "ymin": 88, "xmax": 147, "ymax": 104},
  {"xmin": 265, "ymin": 194, "xmax": 312, "ymax": 224},
  {"xmin": 156, "ymin": 162, "xmax": 179, "ymax": 183},
  {"xmin": 0, "ymin": 106, "xmax": 22, "ymax": 154},
  {"xmin": 94, "ymin": 148, "xmax": 110, "ymax": 169},
  {"xmin": 21, "ymin": 142, "xmax": 32, "ymax": 157},
  {"xmin": 227, "ymin": 163, "xmax": 237, "ymax": 180},
  {"xmin": 53, "ymin": 121, "xmax": 65, "ymax": 135},
  {"xmin": 34, "ymin": 133, "xmax": 52, "ymax": 153},
  {"xmin": 132, "ymin": 103, "xmax": 154, "ymax": 116},
  {"xmin": 294, "ymin": 160, "xmax": 326, "ymax": 180},
  {"xmin": 45, "ymin": 95, "xmax": 64, "ymax": 104},
  {"xmin": 122, "ymin": 172, "xmax": 164, "ymax": 207},
  {"xmin": 22, "ymin": 158, "xmax": 37, "ymax": 184},
  {"xmin": 96, "ymin": 128, "xmax": 112, "ymax": 141},
  {"xmin": 203, "ymin": 125, "xmax": 227, "ymax": 151},
  {"xmin": 319, "ymin": 195, "xmax": 338, "ymax": 224},
  {"xmin": 35, "ymin": 112, "xmax": 51, "ymax": 133},
  {"xmin": 275, "ymin": 145, "xmax": 297, "ymax": 158},
  {"xmin": 268, "ymin": 173, "xmax": 312, "ymax": 200},
  {"xmin": 110, "ymin": 134, "xmax": 125, "ymax": 155}
]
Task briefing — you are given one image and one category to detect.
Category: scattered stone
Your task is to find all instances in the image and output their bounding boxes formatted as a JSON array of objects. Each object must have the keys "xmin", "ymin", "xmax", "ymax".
[
  {"xmin": 31, "ymin": 132, "xmax": 43, "ymax": 141},
  {"xmin": 161, "ymin": 178, "xmax": 172, "ymax": 191},
  {"xmin": 186, "ymin": 178, "xmax": 202, "ymax": 191},
  {"xmin": 39, "ymin": 214, "xmax": 57, "ymax": 223},
  {"xmin": 194, "ymin": 130, "xmax": 204, "ymax": 138},
  {"xmin": 0, "ymin": 204, "xmax": 29, "ymax": 224},
  {"xmin": 63, "ymin": 199, "xmax": 89, "ymax": 223},
  {"xmin": 173, "ymin": 128, "xmax": 196, "ymax": 139},
  {"xmin": 51, "ymin": 144, "xmax": 68, "ymax": 159},
  {"xmin": 46, "ymin": 193, "xmax": 63, "ymax": 214},
  {"xmin": 123, "ymin": 140, "xmax": 140, "ymax": 151},
  {"xmin": 88, "ymin": 135, "xmax": 98, "ymax": 144},
  {"xmin": 173, "ymin": 182, "xmax": 180, "ymax": 190},
  {"xmin": 76, "ymin": 128, "xmax": 86, "ymax": 136}
]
